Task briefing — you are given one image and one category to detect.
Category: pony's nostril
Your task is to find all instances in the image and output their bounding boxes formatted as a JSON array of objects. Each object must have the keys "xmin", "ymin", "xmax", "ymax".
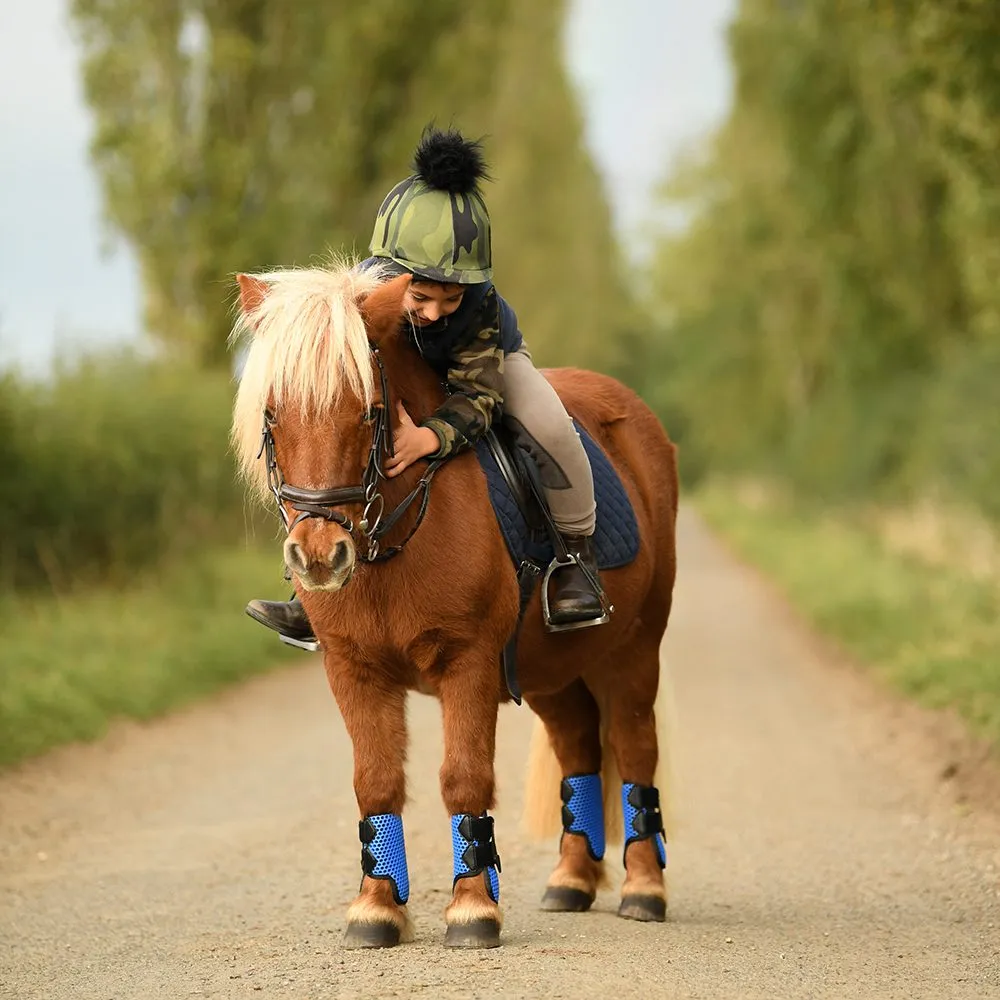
[
  {"xmin": 284, "ymin": 540, "xmax": 309, "ymax": 576},
  {"xmin": 330, "ymin": 540, "xmax": 352, "ymax": 574}
]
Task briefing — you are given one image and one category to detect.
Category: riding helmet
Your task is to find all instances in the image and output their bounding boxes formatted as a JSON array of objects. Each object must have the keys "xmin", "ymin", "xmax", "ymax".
[{"xmin": 369, "ymin": 127, "xmax": 493, "ymax": 285}]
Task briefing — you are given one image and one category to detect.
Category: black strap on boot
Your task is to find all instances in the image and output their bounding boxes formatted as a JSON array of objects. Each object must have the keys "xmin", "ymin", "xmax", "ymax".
[
  {"xmin": 452, "ymin": 813, "xmax": 502, "ymax": 903},
  {"xmin": 622, "ymin": 783, "xmax": 667, "ymax": 868}
]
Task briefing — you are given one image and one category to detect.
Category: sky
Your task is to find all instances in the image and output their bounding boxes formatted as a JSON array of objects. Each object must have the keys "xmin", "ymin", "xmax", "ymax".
[
  {"xmin": 0, "ymin": 0, "xmax": 734, "ymax": 374},
  {"xmin": 564, "ymin": 0, "xmax": 734, "ymax": 242}
]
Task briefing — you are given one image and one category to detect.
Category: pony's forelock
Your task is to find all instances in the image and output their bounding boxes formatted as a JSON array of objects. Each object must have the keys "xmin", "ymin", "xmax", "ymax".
[{"xmin": 231, "ymin": 257, "xmax": 394, "ymax": 501}]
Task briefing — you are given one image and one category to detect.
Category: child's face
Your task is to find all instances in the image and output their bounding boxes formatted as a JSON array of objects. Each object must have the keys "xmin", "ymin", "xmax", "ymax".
[{"xmin": 404, "ymin": 281, "xmax": 465, "ymax": 326}]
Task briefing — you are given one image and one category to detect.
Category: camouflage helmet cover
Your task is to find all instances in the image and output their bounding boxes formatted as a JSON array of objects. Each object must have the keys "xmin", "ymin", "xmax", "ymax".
[{"xmin": 369, "ymin": 129, "xmax": 493, "ymax": 285}]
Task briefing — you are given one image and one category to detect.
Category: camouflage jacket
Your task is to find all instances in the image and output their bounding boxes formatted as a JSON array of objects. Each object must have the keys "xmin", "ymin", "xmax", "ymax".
[{"xmin": 409, "ymin": 286, "xmax": 523, "ymax": 458}]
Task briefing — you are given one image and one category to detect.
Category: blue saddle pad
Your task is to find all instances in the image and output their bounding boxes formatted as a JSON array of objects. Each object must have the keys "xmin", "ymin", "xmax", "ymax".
[{"xmin": 475, "ymin": 421, "xmax": 639, "ymax": 570}]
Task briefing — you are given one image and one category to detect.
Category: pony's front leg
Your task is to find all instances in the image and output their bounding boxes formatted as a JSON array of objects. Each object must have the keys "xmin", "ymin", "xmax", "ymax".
[
  {"xmin": 438, "ymin": 656, "xmax": 502, "ymax": 948},
  {"xmin": 325, "ymin": 653, "xmax": 412, "ymax": 949}
]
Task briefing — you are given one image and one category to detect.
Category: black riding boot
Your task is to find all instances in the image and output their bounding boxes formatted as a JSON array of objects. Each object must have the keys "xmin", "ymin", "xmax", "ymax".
[
  {"xmin": 548, "ymin": 534, "xmax": 606, "ymax": 626},
  {"xmin": 245, "ymin": 596, "xmax": 315, "ymax": 641}
]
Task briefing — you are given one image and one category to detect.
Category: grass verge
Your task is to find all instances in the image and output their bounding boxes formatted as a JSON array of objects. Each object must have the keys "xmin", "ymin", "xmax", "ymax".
[
  {"xmin": 0, "ymin": 542, "xmax": 298, "ymax": 768},
  {"xmin": 697, "ymin": 482, "xmax": 1000, "ymax": 749}
]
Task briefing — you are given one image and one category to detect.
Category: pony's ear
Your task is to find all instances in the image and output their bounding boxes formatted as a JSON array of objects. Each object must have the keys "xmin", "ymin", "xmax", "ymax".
[
  {"xmin": 360, "ymin": 274, "xmax": 412, "ymax": 341},
  {"xmin": 236, "ymin": 273, "xmax": 268, "ymax": 313}
]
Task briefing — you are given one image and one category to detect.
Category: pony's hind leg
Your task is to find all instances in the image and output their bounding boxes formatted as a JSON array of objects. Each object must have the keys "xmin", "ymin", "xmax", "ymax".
[
  {"xmin": 324, "ymin": 653, "xmax": 412, "ymax": 948},
  {"xmin": 602, "ymin": 632, "xmax": 668, "ymax": 922},
  {"xmin": 525, "ymin": 680, "xmax": 605, "ymax": 911}
]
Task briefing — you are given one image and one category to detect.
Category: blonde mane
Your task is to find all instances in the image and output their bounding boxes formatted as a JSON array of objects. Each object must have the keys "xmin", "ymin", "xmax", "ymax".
[{"xmin": 231, "ymin": 257, "xmax": 392, "ymax": 500}]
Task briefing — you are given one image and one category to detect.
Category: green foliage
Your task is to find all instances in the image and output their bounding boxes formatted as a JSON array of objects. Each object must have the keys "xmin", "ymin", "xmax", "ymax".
[
  {"xmin": 0, "ymin": 4, "xmax": 636, "ymax": 770},
  {"xmin": 699, "ymin": 483, "xmax": 1000, "ymax": 748},
  {"xmin": 645, "ymin": 0, "xmax": 1000, "ymax": 518},
  {"xmin": 0, "ymin": 354, "xmax": 255, "ymax": 592},
  {"xmin": 71, "ymin": 0, "xmax": 629, "ymax": 372},
  {"xmin": 0, "ymin": 543, "xmax": 294, "ymax": 768}
]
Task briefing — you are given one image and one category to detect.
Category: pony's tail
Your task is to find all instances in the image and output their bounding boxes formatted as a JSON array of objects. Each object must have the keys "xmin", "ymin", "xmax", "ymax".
[{"xmin": 522, "ymin": 672, "xmax": 677, "ymax": 851}]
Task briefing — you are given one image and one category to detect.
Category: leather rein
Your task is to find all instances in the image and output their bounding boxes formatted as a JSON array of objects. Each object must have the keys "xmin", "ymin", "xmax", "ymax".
[{"xmin": 256, "ymin": 345, "xmax": 444, "ymax": 563}]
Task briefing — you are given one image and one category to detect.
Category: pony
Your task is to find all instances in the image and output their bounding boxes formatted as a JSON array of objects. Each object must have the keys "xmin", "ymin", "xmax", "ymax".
[{"xmin": 231, "ymin": 260, "xmax": 678, "ymax": 949}]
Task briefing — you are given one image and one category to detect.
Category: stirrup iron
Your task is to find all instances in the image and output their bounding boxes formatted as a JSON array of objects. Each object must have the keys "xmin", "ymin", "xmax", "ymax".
[
  {"xmin": 540, "ymin": 553, "xmax": 613, "ymax": 633},
  {"xmin": 278, "ymin": 633, "xmax": 321, "ymax": 653}
]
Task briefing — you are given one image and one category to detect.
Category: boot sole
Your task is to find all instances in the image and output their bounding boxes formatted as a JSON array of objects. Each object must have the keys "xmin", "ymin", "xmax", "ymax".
[{"xmin": 244, "ymin": 606, "xmax": 317, "ymax": 643}]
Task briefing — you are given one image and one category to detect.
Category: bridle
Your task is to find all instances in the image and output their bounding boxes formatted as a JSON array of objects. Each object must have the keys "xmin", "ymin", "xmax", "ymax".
[{"xmin": 256, "ymin": 345, "xmax": 443, "ymax": 562}]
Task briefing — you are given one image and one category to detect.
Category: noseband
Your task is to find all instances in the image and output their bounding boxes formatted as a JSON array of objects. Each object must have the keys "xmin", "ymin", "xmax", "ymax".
[{"xmin": 257, "ymin": 346, "xmax": 443, "ymax": 562}]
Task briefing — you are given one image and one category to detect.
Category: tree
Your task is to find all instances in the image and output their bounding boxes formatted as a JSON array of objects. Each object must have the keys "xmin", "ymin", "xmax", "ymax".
[
  {"xmin": 72, "ymin": 0, "xmax": 629, "ymax": 371},
  {"xmin": 644, "ymin": 0, "xmax": 1000, "ymax": 513}
]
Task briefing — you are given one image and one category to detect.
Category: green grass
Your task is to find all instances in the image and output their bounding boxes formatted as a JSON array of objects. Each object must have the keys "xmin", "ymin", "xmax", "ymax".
[
  {"xmin": 698, "ymin": 483, "xmax": 1000, "ymax": 747},
  {"xmin": 0, "ymin": 541, "xmax": 298, "ymax": 768}
]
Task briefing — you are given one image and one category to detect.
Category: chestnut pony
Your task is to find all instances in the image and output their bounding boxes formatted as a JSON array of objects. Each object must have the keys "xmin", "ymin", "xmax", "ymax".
[{"xmin": 231, "ymin": 261, "xmax": 678, "ymax": 949}]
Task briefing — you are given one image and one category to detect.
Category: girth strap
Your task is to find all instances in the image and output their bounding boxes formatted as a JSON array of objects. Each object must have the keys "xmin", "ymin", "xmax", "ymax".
[{"xmin": 500, "ymin": 561, "xmax": 541, "ymax": 705}]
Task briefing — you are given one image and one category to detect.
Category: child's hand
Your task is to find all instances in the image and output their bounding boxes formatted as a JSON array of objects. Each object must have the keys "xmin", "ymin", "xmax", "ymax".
[{"xmin": 386, "ymin": 401, "xmax": 440, "ymax": 478}]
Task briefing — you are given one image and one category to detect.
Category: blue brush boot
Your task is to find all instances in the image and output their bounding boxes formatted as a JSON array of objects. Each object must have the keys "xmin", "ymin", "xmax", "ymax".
[
  {"xmin": 541, "ymin": 772, "xmax": 606, "ymax": 911},
  {"xmin": 445, "ymin": 812, "xmax": 502, "ymax": 948},
  {"xmin": 344, "ymin": 813, "xmax": 410, "ymax": 948},
  {"xmin": 619, "ymin": 782, "xmax": 668, "ymax": 922}
]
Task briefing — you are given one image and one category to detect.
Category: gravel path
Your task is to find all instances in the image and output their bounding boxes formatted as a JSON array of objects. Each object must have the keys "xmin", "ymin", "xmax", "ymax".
[{"xmin": 2, "ymin": 510, "xmax": 998, "ymax": 999}]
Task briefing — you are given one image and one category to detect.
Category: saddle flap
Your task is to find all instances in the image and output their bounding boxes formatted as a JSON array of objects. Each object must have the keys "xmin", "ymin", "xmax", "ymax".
[
  {"xmin": 476, "ymin": 420, "xmax": 639, "ymax": 573},
  {"xmin": 481, "ymin": 425, "xmax": 547, "ymax": 536}
]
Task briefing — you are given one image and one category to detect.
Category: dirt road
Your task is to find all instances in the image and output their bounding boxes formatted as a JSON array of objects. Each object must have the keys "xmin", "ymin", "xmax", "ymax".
[{"xmin": 2, "ymin": 511, "xmax": 998, "ymax": 999}]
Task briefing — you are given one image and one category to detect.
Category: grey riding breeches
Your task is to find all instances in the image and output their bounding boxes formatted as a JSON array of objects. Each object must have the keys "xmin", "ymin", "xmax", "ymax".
[{"xmin": 500, "ymin": 346, "xmax": 597, "ymax": 537}]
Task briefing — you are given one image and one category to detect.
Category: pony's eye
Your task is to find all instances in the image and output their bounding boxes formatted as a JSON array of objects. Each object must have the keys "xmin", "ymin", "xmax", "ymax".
[{"xmin": 264, "ymin": 408, "xmax": 277, "ymax": 426}]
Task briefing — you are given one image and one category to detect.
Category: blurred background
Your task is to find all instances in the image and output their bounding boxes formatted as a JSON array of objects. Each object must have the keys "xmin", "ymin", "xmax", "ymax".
[{"xmin": 1, "ymin": 0, "xmax": 996, "ymax": 767}]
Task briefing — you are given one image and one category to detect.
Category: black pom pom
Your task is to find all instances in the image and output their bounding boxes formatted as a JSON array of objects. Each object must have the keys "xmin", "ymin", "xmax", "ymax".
[{"xmin": 413, "ymin": 126, "xmax": 489, "ymax": 194}]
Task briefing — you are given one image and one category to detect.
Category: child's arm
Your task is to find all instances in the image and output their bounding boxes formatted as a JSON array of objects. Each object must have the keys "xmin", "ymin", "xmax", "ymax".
[{"xmin": 421, "ymin": 289, "xmax": 504, "ymax": 457}]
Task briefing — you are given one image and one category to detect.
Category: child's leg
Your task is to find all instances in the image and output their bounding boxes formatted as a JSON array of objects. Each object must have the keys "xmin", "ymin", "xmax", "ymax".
[{"xmin": 502, "ymin": 347, "xmax": 596, "ymax": 536}]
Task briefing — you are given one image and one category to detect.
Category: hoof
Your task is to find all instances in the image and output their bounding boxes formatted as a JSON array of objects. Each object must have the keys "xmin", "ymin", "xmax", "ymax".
[
  {"xmin": 444, "ymin": 918, "xmax": 501, "ymax": 949},
  {"xmin": 618, "ymin": 894, "xmax": 667, "ymax": 922},
  {"xmin": 344, "ymin": 921, "xmax": 401, "ymax": 949},
  {"xmin": 541, "ymin": 886, "xmax": 595, "ymax": 912}
]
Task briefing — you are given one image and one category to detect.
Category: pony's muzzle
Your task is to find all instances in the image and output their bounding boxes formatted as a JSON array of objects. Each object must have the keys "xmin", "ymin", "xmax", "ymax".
[{"xmin": 283, "ymin": 532, "xmax": 356, "ymax": 592}]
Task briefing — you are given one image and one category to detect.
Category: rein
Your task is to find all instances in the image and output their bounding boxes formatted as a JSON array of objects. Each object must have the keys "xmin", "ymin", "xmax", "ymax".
[{"xmin": 256, "ymin": 345, "xmax": 444, "ymax": 562}]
